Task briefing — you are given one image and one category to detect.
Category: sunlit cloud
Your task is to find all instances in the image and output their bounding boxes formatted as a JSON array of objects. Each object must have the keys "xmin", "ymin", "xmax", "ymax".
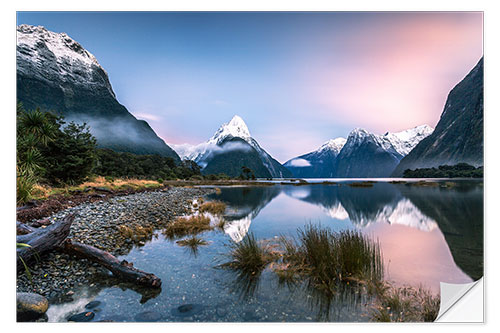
[
  {"xmin": 287, "ymin": 158, "xmax": 312, "ymax": 167},
  {"xmin": 134, "ymin": 112, "xmax": 161, "ymax": 122}
]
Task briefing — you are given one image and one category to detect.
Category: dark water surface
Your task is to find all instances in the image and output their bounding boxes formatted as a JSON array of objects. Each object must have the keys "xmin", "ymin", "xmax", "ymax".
[{"xmin": 47, "ymin": 180, "xmax": 483, "ymax": 322}]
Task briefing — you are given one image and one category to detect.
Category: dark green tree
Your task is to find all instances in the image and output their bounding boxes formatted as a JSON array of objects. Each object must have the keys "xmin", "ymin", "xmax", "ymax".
[{"xmin": 41, "ymin": 121, "xmax": 97, "ymax": 185}]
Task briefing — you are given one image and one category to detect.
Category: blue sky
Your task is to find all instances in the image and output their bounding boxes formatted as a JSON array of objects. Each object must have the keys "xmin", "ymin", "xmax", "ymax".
[{"xmin": 17, "ymin": 12, "xmax": 482, "ymax": 162}]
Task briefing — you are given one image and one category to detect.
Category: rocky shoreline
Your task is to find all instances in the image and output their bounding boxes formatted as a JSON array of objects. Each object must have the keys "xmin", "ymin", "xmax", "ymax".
[{"xmin": 16, "ymin": 187, "xmax": 214, "ymax": 306}]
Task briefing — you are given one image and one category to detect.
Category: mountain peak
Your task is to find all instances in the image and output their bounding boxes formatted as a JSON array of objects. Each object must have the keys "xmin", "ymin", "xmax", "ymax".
[
  {"xmin": 349, "ymin": 128, "xmax": 370, "ymax": 137},
  {"xmin": 209, "ymin": 115, "xmax": 251, "ymax": 144},
  {"xmin": 318, "ymin": 137, "xmax": 347, "ymax": 153}
]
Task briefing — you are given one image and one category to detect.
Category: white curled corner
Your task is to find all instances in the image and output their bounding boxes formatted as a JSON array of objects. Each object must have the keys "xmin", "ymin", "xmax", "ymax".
[{"xmin": 435, "ymin": 278, "xmax": 484, "ymax": 322}]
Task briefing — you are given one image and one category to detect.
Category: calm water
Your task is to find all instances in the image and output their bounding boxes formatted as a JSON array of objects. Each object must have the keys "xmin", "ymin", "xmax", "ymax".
[{"xmin": 47, "ymin": 180, "xmax": 483, "ymax": 322}]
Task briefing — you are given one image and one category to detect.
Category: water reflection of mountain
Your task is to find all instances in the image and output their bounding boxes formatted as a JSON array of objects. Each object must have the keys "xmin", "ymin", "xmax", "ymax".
[
  {"xmin": 400, "ymin": 184, "xmax": 483, "ymax": 280},
  {"xmin": 208, "ymin": 186, "xmax": 281, "ymax": 242},
  {"xmin": 284, "ymin": 184, "xmax": 438, "ymax": 231},
  {"xmin": 212, "ymin": 183, "xmax": 483, "ymax": 280}
]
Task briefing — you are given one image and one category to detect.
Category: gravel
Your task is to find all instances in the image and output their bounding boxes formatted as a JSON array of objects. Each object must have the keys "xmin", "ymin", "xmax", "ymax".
[{"xmin": 16, "ymin": 187, "xmax": 214, "ymax": 303}]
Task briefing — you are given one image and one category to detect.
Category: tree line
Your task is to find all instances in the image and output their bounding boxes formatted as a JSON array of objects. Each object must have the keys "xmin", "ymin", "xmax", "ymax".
[
  {"xmin": 403, "ymin": 163, "xmax": 483, "ymax": 178},
  {"xmin": 16, "ymin": 104, "xmax": 205, "ymax": 203}
]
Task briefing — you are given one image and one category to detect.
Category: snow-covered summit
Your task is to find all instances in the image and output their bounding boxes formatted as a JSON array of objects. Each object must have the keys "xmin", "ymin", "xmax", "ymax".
[
  {"xmin": 318, "ymin": 137, "xmax": 347, "ymax": 154},
  {"xmin": 383, "ymin": 125, "xmax": 434, "ymax": 156},
  {"xmin": 17, "ymin": 24, "xmax": 115, "ymax": 97},
  {"xmin": 344, "ymin": 125, "xmax": 433, "ymax": 158},
  {"xmin": 208, "ymin": 115, "xmax": 252, "ymax": 145}
]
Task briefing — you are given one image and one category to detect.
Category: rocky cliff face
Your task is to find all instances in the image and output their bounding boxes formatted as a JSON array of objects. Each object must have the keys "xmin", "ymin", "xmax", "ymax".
[
  {"xmin": 392, "ymin": 58, "xmax": 484, "ymax": 176},
  {"xmin": 17, "ymin": 24, "xmax": 180, "ymax": 160}
]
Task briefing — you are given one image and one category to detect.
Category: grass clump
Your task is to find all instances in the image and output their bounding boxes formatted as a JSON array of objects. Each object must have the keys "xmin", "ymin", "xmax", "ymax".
[
  {"xmin": 163, "ymin": 214, "xmax": 212, "ymax": 239},
  {"xmin": 276, "ymin": 224, "xmax": 383, "ymax": 296},
  {"xmin": 176, "ymin": 236, "xmax": 208, "ymax": 247},
  {"xmin": 224, "ymin": 233, "xmax": 277, "ymax": 275},
  {"xmin": 198, "ymin": 201, "xmax": 226, "ymax": 216},
  {"xmin": 118, "ymin": 224, "xmax": 154, "ymax": 243},
  {"xmin": 369, "ymin": 283, "xmax": 440, "ymax": 322}
]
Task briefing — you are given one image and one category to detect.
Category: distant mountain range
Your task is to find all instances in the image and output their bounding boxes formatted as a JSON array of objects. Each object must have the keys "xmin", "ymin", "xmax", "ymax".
[
  {"xmin": 172, "ymin": 116, "xmax": 292, "ymax": 178},
  {"xmin": 17, "ymin": 25, "xmax": 483, "ymax": 178},
  {"xmin": 285, "ymin": 125, "xmax": 433, "ymax": 178},
  {"xmin": 16, "ymin": 24, "xmax": 180, "ymax": 160},
  {"xmin": 392, "ymin": 58, "xmax": 484, "ymax": 176}
]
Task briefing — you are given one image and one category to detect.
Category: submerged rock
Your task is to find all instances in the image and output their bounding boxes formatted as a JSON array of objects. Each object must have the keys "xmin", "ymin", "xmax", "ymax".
[
  {"xmin": 17, "ymin": 292, "xmax": 49, "ymax": 322},
  {"xmin": 67, "ymin": 311, "xmax": 95, "ymax": 322},
  {"xmin": 85, "ymin": 300, "xmax": 102, "ymax": 309},
  {"xmin": 170, "ymin": 303, "xmax": 205, "ymax": 317},
  {"xmin": 134, "ymin": 310, "xmax": 162, "ymax": 322}
]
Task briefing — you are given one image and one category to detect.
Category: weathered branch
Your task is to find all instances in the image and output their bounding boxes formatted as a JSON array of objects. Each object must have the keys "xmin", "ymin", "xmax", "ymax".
[
  {"xmin": 16, "ymin": 221, "xmax": 35, "ymax": 235},
  {"xmin": 61, "ymin": 239, "xmax": 162, "ymax": 288},
  {"xmin": 16, "ymin": 214, "xmax": 75, "ymax": 268}
]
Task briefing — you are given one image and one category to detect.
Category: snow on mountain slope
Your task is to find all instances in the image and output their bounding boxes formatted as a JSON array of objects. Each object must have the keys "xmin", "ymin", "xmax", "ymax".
[
  {"xmin": 208, "ymin": 115, "xmax": 252, "ymax": 145},
  {"xmin": 317, "ymin": 137, "xmax": 347, "ymax": 155},
  {"xmin": 342, "ymin": 125, "xmax": 433, "ymax": 159},
  {"xmin": 384, "ymin": 125, "xmax": 434, "ymax": 156},
  {"xmin": 17, "ymin": 24, "xmax": 115, "ymax": 97}
]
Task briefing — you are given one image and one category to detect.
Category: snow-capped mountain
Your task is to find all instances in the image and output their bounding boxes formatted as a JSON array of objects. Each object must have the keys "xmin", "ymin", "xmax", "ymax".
[
  {"xmin": 284, "ymin": 137, "xmax": 346, "ymax": 178},
  {"xmin": 285, "ymin": 124, "xmax": 432, "ymax": 178},
  {"xmin": 172, "ymin": 115, "xmax": 291, "ymax": 178},
  {"xmin": 333, "ymin": 125, "xmax": 433, "ymax": 177},
  {"xmin": 17, "ymin": 24, "xmax": 179, "ymax": 159}
]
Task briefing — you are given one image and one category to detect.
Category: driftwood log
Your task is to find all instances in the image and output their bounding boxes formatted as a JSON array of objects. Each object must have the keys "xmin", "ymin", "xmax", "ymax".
[
  {"xmin": 16, "ymin": 213, "xmax": 161, "ymax": 288},
  {"xmin": 61, "ymin": 239, "xmax": 162, "ymax": 288},
  {"xmin": 16, "ymin": 214, "xmax": 74, "ymax": 268},
  {"xmin": 16, "ymin": 221, "xmax": 35, "ymax": 235}
]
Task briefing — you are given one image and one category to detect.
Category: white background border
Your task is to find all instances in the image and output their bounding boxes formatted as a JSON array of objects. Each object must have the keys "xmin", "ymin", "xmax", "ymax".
[{"xmin": 1, "ymin": 0, "xmax": 498, "ymax": 331}]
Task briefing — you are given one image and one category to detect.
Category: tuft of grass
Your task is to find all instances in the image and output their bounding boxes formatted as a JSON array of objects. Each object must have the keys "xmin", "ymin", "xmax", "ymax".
[
  {"xmin": 276, "ymin": 224, "xmax": 383, "ymax": 296},
  {"xmin": 216, "ymin": 219, "xmax": 226, "ymax": 230},
  {"xmin": 163, "ymin": 214, "xmax": 212, "ymax": 239},
  {"xmin": 176, "ymin": 236, "xmax": 208, "ymax": 248},
  {"xmin": 369, "ymin": 283, "xmax": 440, "ymax": 322},
  {"xmin": 224, "ymin": 233, "xmax": 277, "ymax": 275},
  {"xmin": 118, "ymin": 224, "xmax": 154, "ymax": 243},
  {"xmin": 198, "ymin": 201, "xmax": 226, "ymax": 216},
  {"xmin": 16, "ymin": 170, "xmax": 36, "ymax": 205}
]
